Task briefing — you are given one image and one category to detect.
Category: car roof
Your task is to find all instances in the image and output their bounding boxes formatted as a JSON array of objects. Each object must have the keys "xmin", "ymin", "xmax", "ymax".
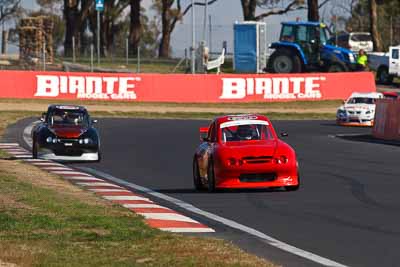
[
  {"xmin": 214, "ymin": 114, "xmax": 270, "ymax": 125},
  {"xmin": 47, "ymin": 104, "xmax": 87, "ymax": 112},
  {"xmin": 348, "ymin": 92, "xmax": 383, "ymax": 99}
]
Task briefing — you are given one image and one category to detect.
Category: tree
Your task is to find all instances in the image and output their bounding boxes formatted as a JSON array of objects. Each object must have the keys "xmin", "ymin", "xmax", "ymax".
[
  {"xmin": 307, "ymin": 0, "xmax": 318, "ymax": 21},
  {"xmin": 368, "ymin": 0, "xmax": 382, "ymax": 51},
  {"xmin": 129, "ymin": 0, "xmax": 141, "ymax": 55},
  {"xmin": 33, "ymin": 0, "xmax": 64, "ymax": 52},
  {"xmin": 154, "ymin": 0, "xmax": 218, "ymax": 58},
  {"xmin": 240, "ymin": 0, "xmax": 257, "ymax": 20},
  {"xmin": 0, "ymin": 0, "xmax": 21, "ymax": 24},
  {"xmin": 63, "ymin": 0, "xmax": 80, "ymax": 57},
  {"xmin": 0, "ymin": 0, "xmax": 22, "ymax": 54},
  {"xmin": 240, "ymin": 0, "xmax": 305, "ymax": 22},
  {"xmin": 346, "ymin": 0, "xmax": 399, "ymax": 51}
]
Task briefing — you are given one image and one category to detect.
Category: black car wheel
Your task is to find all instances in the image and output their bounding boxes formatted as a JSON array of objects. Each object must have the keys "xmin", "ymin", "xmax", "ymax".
[
  {"xmin": 32, "ymin": 138, "xmax": 38, "ymax": 159},
  {"xmin": 207, "ymin": 160, "xmax": 216, "ymax": 193},
  {"xmin": 193, "ymin": 159, "xmax": 205, "ymax": 191}
]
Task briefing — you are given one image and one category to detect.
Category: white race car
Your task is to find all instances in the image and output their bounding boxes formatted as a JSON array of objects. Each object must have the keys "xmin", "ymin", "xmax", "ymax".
[{"xmin": 336, "ymin": 92, "xmax": 383, "ymax": 126}]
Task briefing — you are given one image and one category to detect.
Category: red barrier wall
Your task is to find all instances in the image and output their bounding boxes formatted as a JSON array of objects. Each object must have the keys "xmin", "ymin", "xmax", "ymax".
[
  {"xmin": 372, "ymin": 99, "xmax": 400, "ymax": 140},
  {"xmin": 0, "ymin": 70, "xmax": 376, "ymax": 102}
]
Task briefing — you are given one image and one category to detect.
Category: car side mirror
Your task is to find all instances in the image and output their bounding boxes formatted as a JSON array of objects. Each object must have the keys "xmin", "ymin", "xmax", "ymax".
[
  {"xmin": 202, "ymin": 137, "xmax": 210, "ymax": 142},
  {"xmin": 280, "ymin": 132, "xmax": 288, "ymax": 137},
  {"xmin": 199, "ymin": 127, "xmax": 209, "ymax": 142},
  {"xmin": 39, "ymin": 112, "xmax": 46, "ymax": 122}
]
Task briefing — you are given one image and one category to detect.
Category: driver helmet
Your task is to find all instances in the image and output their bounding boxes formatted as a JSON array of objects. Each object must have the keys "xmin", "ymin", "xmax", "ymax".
[{"xmin": 237, "ymin": 125, "xmax": 253, "ymax": 140}]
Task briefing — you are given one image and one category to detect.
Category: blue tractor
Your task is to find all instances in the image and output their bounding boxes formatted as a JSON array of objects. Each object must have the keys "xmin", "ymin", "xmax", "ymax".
[{"xmin": 267, "ymin": 21, "xmax": 358, "ymax": 73}]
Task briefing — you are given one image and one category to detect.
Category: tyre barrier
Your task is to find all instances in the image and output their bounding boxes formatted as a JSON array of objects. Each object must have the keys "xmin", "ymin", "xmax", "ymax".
[{"xmin": 372, "ymin": 99, "xmax": 400, "ymax": 140}]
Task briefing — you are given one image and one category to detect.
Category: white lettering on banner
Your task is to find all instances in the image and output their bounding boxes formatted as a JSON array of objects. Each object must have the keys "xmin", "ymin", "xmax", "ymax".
[
  {"xmin": 35, "ymin": 75, "xmax": 140, "ymax": 100},
  {"xmin": 219, "ymin": 77, "xmax": 326, "ymax": 100}
]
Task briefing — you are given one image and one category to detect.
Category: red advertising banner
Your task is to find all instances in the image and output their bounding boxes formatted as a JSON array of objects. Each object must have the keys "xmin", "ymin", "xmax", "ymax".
[{"xmin": 0, "ymin": 70, "xmax": 376, "ymax": 102}]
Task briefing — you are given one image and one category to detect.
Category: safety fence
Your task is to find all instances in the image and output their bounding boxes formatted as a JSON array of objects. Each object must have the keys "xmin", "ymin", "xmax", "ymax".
[
  {"xmin": 373, "ymin": 98, "xmax": 400, "ymax": 140},
  {"xmin": 0, "ymin": 70, "xmax": 376, "ymax": 103}
]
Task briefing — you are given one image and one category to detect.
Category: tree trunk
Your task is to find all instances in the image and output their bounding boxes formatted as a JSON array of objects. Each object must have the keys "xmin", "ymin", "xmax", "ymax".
[
  {"xmin": 369, "ymin": 0, "xmax": 382, "ymax": 52},
  {"xmin": 129, "ymin": 0, "xmax": 141, "ymax": 56},
  {"xmin": 307, "ymin": 0, "xmax": 319, "ymax": 21},
  {"xmin": 64, "ymin": 0, "xmax": 79, "ymax": 57},
  {"xmin": 240, "ymin": 0, "xmax": 257, "ymax": 21},
  {"xmin": 1, "ymin": 30, "xmax": 8, "ymax": 54},
  {"xmin": 79, "ymin": 0, "xmax": 89, "ymax": 56},
  {"xmin": 159, "ymin": 0, "xmax": 173, "ymax": 58}
]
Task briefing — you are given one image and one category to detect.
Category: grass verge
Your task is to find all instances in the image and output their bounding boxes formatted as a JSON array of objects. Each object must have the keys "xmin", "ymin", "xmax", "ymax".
[
  {"xmin": 0, "ymin": 160, "xmax": 275, "ymax": 266},
  {"xmin": 0, "ymin": 98, "xmax": 342, "ymax": 110}
]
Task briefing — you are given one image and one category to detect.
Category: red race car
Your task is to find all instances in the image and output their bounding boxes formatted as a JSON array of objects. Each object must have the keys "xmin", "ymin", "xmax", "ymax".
[{"xmin": 193, "ymin": 114, "xmax": 299, "ymax": 192}]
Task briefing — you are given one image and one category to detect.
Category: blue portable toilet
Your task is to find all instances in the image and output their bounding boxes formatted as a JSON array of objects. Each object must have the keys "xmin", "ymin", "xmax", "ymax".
[{"xmin": 234, "ymin": 21, "xmax": 267, "ymax": 73}]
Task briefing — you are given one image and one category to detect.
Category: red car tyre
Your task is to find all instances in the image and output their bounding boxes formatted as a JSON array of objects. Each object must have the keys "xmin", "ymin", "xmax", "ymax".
[
  {"xmin": 193, "ymin": 158, "xmax": 205, "ymax": 191},
  {"xmin": 207, "ymin": 160, "xmax": 216, "ymax": 193}
]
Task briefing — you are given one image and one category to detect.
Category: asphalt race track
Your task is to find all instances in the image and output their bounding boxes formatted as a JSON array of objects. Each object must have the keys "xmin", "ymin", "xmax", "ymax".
[{"xmin": 7, "ymin": 118, "xmax": 400, "ymax": 267}]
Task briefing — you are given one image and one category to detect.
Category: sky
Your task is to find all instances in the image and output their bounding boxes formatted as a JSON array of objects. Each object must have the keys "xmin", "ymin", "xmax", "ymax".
[
  {"xmin": 144, "ymin": 0, "xmax": 308, "ymax": 56},
  {"xmin": 8, "ymin": 0, "xmax": 340, "ymax": 57}
]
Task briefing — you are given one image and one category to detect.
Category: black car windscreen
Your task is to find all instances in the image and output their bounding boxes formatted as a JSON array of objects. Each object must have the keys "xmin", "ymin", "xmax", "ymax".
[{"xmin": 48, "ymin": 109, "xmax": 89, "ymax": 127}]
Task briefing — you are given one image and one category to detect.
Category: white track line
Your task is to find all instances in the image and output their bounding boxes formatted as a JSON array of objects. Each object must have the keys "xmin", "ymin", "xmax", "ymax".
[{"xmin": 81, "ymin": 167, "xmax": 349, "ymax": 267}]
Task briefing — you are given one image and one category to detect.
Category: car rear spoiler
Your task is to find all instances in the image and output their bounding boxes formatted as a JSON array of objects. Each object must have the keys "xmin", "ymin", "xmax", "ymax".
[{"xmin": 199, "ymin": 127, "xmax": 209, "ymax": 141}]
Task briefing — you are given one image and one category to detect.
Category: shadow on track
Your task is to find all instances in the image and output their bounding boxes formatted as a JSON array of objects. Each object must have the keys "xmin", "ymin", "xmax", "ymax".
[
  {"xmin": 336, "ymin": 134, "xmax": 400, "ymax": 147},
  {"xmin": 155, "ymin": 187, "xmax": 289, "ymax": 194}
]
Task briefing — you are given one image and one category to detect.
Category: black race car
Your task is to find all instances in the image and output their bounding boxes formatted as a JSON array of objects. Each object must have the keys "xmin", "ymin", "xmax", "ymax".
[{"xmin": 32, "ymin": 105, "xmax": 101, "ymax": 161}]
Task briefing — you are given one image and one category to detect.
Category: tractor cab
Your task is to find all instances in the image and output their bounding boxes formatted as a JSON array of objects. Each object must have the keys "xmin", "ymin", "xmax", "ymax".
[
  {"xmin": 279, "ymin": 22, "xmax": 328, "ymax": 65},
  {"xmin": 268, "ymin": 21, "xmax": 357, "ymax": 73}
]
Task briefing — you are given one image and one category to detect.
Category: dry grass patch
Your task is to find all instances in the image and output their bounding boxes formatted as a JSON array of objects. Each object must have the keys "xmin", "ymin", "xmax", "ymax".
[{"xmin": 0, "ymin": 159, "xmax": 277, "ymax": 267}]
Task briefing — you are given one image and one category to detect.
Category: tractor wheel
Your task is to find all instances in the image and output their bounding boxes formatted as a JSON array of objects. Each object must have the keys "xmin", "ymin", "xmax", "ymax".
[
  {"xmin": 377, "ymin": 66, "xmax": 393, "ymax": 85},
  {"xmin": 327, "ymin": 62, "xmax": 348, "ymax": 72},
  {"xmin": 268, "ymin": 49, "xmax": 302, "ymax": 73}
]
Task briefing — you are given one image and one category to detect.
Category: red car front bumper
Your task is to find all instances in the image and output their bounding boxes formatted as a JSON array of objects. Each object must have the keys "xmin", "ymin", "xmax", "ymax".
[{"xmin": 214, "ymin": 161, "xmax": 299, "ymax": 189}]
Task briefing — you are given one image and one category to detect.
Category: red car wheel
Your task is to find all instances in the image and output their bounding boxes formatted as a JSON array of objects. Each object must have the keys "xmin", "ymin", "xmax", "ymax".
[
  {"xmin": 207, "ymin": 160, "xmax": 216, "ymax": 193},
  {"xmin": 193, "ymin": 159, "xmax": 205, "ymax": 191}
]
